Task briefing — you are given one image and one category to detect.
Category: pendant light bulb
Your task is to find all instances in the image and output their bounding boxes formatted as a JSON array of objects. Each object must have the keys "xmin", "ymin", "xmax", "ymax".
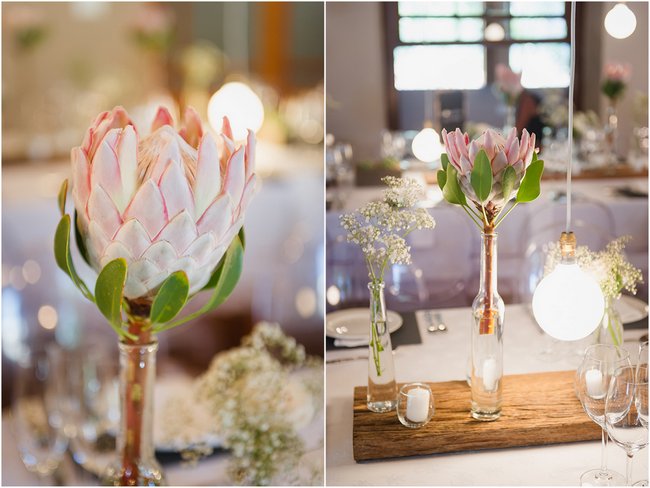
[
  {"xmin": 604, "ymin": 3, "xmax": 637, "ymax": 40},
  {"xmin": 532, "ymin": 233, "xmax": 605, "ymax": 341},
  {"xmin": 412, "ymin": 123, "xmax": 443, "ymax": 163}
]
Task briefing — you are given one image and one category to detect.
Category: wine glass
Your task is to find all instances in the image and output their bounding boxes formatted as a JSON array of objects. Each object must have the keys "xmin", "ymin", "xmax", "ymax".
[
  {"xmin": 12, "ymin": 345, "xmax": 69, "ymax": 479},
  {"xmin": 575, "ymin": 344, "xmax": 631, "ymax": 486},
  {"xmin": 605, "ymin": 365, "xmax": 648, "ymax": 486},
  {"xmin": 633, "ymin": 341, "xmax": 648, "ymax": 486}
]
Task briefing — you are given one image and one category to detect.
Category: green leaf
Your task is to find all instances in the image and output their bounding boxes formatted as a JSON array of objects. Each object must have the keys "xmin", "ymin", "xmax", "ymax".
[
  {"xmin": 441, "ymin": 153, "xmax": 450, "ymax": 171},
  {"xmin": 155, "ymin": 236, "xmax": 244, "ymax": 332},
  {"xmin": 150, "ymin": 271, "xmax": 189, "ymax": 324},
  {"xmin": 501, "ymin": 165, "xmax": 517, "ymax": 203},
  {"xmin": 53, "ymin": 215, "xmax": 94, "ymax": 301},
  {"xmin": 238, "ymin": 227, "xmax": 246, "ymax": 250},
  {"xmin": 57, "ymin": 179, "xmax": 68, "ymax": 216},
  {"xmin": 442, "ymin": 165, "xmax": 467, "ymax": 206},
  {"xmin": 532, "ymin": 150, "xmax": 539, "ymax": 163},
  {"xmin": 95, "ymin": 258, "xmax": 127, "ymax": 334},
  {"xmin": 74, "ymin": 211, "xmax": 91, "ymax": 266},
  {"xmin": 516, "ymin": 159, "xmax": 544, "ymax": 203},
  {"xmin": 470, "ymin": 149, "xmax": 493, "ymax": 202},
  {"xmin": 437, "ymin": 169, "xmax": 447, "ymax": 191}
]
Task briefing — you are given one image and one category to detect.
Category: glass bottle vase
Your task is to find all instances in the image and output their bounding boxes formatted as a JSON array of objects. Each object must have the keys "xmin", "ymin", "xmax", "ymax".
[
  {"xmin": 595, "ymin": 297, "xmax": 624, "ymax": 347},
  {"xmin": 470, "ymin": 232, "xmax": 505, "ymax": 421},
  {"xmin": 604, "ymin": 102, "xmax": 619, "ymax": 165},
  {"xmin": 102, "ymin": 339, "xmax": 165, "ymax": 486},
  {"xmin": 367, "ymin": 281, "xmax": 397, "ymax": 412}
]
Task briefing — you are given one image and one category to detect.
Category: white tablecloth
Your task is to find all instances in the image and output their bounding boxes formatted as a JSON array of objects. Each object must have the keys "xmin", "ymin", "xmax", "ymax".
[{"xmin": 326, "ymin": 304, "xmax": 648, "ymax": 485}]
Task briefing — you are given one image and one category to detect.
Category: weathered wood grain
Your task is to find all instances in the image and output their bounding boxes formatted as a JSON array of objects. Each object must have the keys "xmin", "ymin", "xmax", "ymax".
[{"xmin": 352, "ymin": 370, "xmax": 601, "ymax": 462}]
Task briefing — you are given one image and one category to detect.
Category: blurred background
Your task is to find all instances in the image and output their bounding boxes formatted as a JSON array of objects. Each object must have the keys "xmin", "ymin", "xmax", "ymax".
[
  {"xmin": 326, "ymin": 1, "xmax": 647, "ymax": 316},
  {"xmin": 2, "ymin": 1, "xmax": 324, "ymax": 407}
]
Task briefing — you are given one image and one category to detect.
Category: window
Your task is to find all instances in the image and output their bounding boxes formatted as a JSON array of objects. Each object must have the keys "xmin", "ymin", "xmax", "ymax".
[{"xmin": 389, "ymin": 1, "xmax": 570, "ymax": 91}]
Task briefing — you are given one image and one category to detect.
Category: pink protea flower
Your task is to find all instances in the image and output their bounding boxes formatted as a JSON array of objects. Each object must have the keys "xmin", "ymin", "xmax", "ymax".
[
  {"xmin": 603, "ymin": 62, "xmax": 631, "ymax": 82},
  {"xmin": 495, "ymin": 63, "xmax": 523, "ymax": 102},
  {"xmin": 441, "ymin": 127, "xmax": 536, "ymax": 212},
  {"xmin": 71, "ymin": 106, "xmax": 258, "ymax": 299}
]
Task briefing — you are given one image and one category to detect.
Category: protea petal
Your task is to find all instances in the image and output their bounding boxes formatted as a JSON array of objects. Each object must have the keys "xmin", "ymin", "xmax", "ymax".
[
  {"xmin": 238, "ymin": 174, "xmax": 258, "ymax": 216},
  {"xmin": 88, "ymin": 185, "xmax": 123, "ymax": 240},
  {"xmin": 88, "ymin": 221, "xmax": 109, "ymax": 267},
  {"xmin": 179, "ymin": 107, "xmax": 203, "ymax": 149},
  {"xmin": 124, "ymin": 278, "xmax": 148, "ymax": 300},
  {"xmin": 128, "ymin": 259, "xmax": 161, "ymax": 286},
  {"xmin": 71, "ymin": 147, "xmax": 91, "ymax": 220},
  {"xmin": 151, "ymin": 107, "xmax": 174, "ymax": 132},
  {"xmin": 455, "ymin": 129, "xmax": 469, "ymax": 160},
  {"xmin": 222, "ymin": 116, "xmax": 234, "ymax": 142},
  {"xmin": 220, "ymin": 134, "xmax": 236, "ymax": 175},
  {"xmin": 223, "ymin": 147, "xmax": 246, "ymax": 204},
  {"xmin": 469, "ymin": 141, "xmax": 479, "ymax": 164},
  {"xmin": 141, "ymin": 240, "xmax": 178, "ymax": 272},
  {"xmin": 184, "ymin": 232, "xmax": 216, "ymax": 265},
  {"xmin": 194, "ymin": 133, "xmax": 221, "ymax": 218},
  {"xmin": 197, "ymin": 194, "xmax": 233, "ymax": 237},
  {"xmin": 158, "ymin": 160, "xmax": 195, "ymax": 219},
  {"xmin": 100, "ymin": 241, "xmax": 133, "ymax": 269},
  {"xmin": 113, "ymin": 219, "xmax": 151, "ymax": 259},
  {"xmin": 91, "ymin": 137, "xmax": 123, "ymax": 209},
  {"xmin": 507, "ymin": 136, "xmax": 520, "ymax": 166},
  {"xmin": 156, "ymin": 210, "xmax": 198, "ymax": 255},
  {"xmin": 123, "ymin": 180, "xmax": 168, "ymax": 239},
  {"xmin": 519, "ymin": 130, "xmax": 530, "ymax": 161},
  {"xmin": 492, "ymin": 150, "xmax": 508, "ymax": 174},
  {"xmin": 245, "ymin": 130, "xmax": 256, "ymax": 181},
  {"xmin": 117, "ymin": 126, "xmax": 138, "ymax": 213}
]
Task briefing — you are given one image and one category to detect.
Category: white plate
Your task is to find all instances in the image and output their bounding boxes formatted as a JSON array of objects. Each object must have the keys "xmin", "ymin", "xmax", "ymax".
[
  {"xmin": 326, "ymin": 308, "xmax": 403, "ymax": 339},
  {"xmin": 615, "ymin": 295, "xmax": 649, "ymax": 324}
]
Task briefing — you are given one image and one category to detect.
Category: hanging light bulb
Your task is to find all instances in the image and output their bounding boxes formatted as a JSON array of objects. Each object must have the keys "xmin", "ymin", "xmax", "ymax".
[
  {"xmin": 532, "ymin": 1, "xmax": 605, "ymax": 341},
  {"xmin": 208, "ymin": 82, "xmax": 264, "ymax": 140},
  {"xmin": 532, "ymin": 233, "xmax": 605, "ymax": 341},
  {"xmin": 604, "ymin": 3, "xmax": 637, "ymax": 39},
  {"xmin": 412, "ymin": 123, "xmax": 443, "ymax": 163}
]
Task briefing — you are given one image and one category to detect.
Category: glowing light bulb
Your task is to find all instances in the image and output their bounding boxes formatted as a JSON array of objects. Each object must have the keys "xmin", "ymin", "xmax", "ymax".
[
  {"xmin": 485, "ymin": 23, "xmax": 505, "ymax": 42},
  {"xmin": 412, "ymin": 127, "xmax": 443, "ymax": 163},
  {"xmin": 532, "ymin": 262, "xmax": 604, "ymax": 341},
  {"xmin": 208, "ymin": 82, "xmax": 264, "ymax": 140},
  {"xmin": 604, "ymin": 3, "xmax": 637, "ymax": 40}
]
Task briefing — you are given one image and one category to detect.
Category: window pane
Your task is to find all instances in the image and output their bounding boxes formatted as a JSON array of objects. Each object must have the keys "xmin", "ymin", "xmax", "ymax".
[
  {"xmin": 510, "ymin": 2, "xmax": 566, "ymax": 17},
  {"xmin": 399, "ymin": 18, "xmax": 484, "ymax": 42},
  {"xmin": 509, "ymin": 43, "xmax": 570, "ymax": 88},
  {"xmin": 510, "ymin": 18, "xmax": 567, "ymax": 40},
  {"xmin": 394, "ymin": 45, "xmax": 485, "ymax": 90},
  {"xmin": 398, "ymin": 1, "xmax": 484, "ymax": 17}
]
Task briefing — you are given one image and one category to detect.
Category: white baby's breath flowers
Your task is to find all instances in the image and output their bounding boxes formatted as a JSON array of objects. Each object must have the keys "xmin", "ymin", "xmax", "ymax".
[
  {"xmin": 340, "ymin": 177, "xmax": 435, "ymax": 283},
  {"xmin": 545, "ymin": 235, "xmax": 643, "ymax": 301},
  {"xmin": 194, "ymin": 322, "xmax": 323, "ymax": 486}
]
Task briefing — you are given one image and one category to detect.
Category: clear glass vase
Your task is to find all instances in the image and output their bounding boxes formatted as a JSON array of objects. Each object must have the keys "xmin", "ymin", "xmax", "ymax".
[
  {"xmin": 367, "ymin": 281, "xmax": 397, "ymax": 412},
  {"xmin": 470, "ymin": 232, "xmax": 505, "ymax": 421},
  {"xmin": 595, "ymin": 297, "xmax": 624, "ymax": 347},
  {"xmin": 604, "ymin": 102, "xmax": 619, "ymax": 164},
  {"xmin": 102, "ymin": 339, "xmax": 165, "ymax": 486}
]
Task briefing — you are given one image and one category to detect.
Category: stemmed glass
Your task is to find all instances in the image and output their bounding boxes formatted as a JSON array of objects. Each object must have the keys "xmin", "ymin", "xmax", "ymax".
[
  {"xmin": 12, "ymin": 345, "xmax": 69, "ymax": 480},
  {"xmin": 575, "ymin": 344, "xmax": 631, "ymax": 486},
  {"xmin": 604, "ymin": 365, "xmax": 648, "ymax": 486}
]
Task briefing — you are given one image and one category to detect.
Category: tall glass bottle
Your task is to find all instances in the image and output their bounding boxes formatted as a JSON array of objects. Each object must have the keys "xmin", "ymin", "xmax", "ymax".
[
  {"xmin": 102, "ymin": 339, "xmax": 165, "ymax": 486},
  {"xmin": 367, "ymin": 281, "xmax": 397, "ymax": 412},
  {"xmin": 470, "ymin": 232, "xmax": 505, "ymax": 421}
]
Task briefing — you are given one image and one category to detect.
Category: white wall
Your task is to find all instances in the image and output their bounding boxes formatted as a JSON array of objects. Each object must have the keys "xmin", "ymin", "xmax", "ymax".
[
  {"xmin": 326, "ymin": 2, "xmax": 388, "ymax": 161},
  {"xmin": 600, "ymin": 1, "xmax": 649, "ymax": 155}
]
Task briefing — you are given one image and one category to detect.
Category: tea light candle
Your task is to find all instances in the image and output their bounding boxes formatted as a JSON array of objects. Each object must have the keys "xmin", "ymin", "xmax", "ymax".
[
  {"xmin": 586, "ymin": 369, "xmax": 605, "ymax": 398},
  {"xmin": 406, "ymin": 386, "xmax": 430, "ymax": 423},
  {"xmin": 483, "ymin": 358, "xmax": 499, "ymax": 391}
]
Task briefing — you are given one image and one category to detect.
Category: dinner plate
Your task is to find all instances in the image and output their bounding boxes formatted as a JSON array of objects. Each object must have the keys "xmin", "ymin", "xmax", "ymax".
[
  {"xmin": 615, "ymin": 295, "xmax": 649, "ymax": 324},
  {"xmin": 326, "ymin": 308, "xmax": 403, "ymax": 339}
]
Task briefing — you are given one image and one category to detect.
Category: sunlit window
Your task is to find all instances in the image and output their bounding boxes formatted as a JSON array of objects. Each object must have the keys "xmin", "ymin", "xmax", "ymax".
[{"xmin": 392, "ymin": 1, "xmax": 569, "ymax": 91}]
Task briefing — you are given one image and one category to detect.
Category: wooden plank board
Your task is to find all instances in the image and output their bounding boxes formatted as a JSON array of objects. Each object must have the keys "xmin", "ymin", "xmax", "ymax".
[{"xmin": 353, "ymin": 370, "xmax": 601, "ymax": 462}]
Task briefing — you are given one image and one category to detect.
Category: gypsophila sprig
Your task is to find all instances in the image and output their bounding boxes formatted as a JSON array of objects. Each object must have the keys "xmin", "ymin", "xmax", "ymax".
[
  {"xmin": 340, "ymin": 177, "xmax": 435, "ymax": 284},
  {"xmin": 545, "ymin": 236, "xmax": 643, "ymax": 301},
  {"xmin": 341, "ymin": 177, "xmax": 434, "ymax": 377},
  {"xmin": 193, "ymin": 322, "xmax": 323, "ymax": 486}
]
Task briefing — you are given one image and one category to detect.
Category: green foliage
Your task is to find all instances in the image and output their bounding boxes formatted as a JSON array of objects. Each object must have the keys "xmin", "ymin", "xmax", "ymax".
[
  {"xmin": 441, "ymin": 165, "xmax": 467, "ymax": 206},
  {"xmin": 516, "ymin": 159, "xmax": 545, "ymax": 203},
  {"xmin": 53, "ymin": 215, "xmax": 94, "ymax": 301},
  {"xmin": 95, "ymin": 258, "xmax": 130, "ymax": 338},
  {"xmin": 470, "ymin": 150, "xmax": 493, "ymax": 202},
  {"xmin": 437, "ymin": 169, "xmax": 447, "ymax": 191},
  {"xmin": 57, "ymin": 179, "xmax": 68, "ymax": 216},
  {"xmin": 150, "ymin": 271, "xmax": 190, "ymax": 324},
  {"xmin": 440, "ymin": 153, "xmax": 450, "ymax": 171},
  {"xmin": 501, "ymin": 165, "xmax": 517, "ymax": 203}
]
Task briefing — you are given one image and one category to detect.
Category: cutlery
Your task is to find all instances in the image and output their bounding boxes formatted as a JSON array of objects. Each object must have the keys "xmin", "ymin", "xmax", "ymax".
[{"xmin": 427, "ymin": 311, "xmax": 448, "ymax": 333}]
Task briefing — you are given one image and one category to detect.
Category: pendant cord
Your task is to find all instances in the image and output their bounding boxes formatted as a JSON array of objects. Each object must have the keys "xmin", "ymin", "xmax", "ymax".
[
  {"xmin": 566, "ymin": 0, "xmax": 576, "ymax": 234},
  {"xmin": 425, "ymin": 90, "xmax": 434, "ymax": 124}
]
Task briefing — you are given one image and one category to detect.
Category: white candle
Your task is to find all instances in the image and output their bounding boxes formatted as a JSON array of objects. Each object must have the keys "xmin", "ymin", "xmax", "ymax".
[
  {"xmin": 586, "ymin": 369, "xmax": 605, "ymax": 399},
  {"xmin": 482, "ymin": 358, "xmax": 499, "ymax": 391},
  {"xmin": 406, "ymin": 387, "xmax": 430, "ymax": 423}
]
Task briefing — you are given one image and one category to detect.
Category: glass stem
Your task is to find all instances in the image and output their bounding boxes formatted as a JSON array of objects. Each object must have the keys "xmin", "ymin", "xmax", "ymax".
[
  {"xmin": 600, "ymin": 428, "xmax": 608, "ymax": 474},
  {"xmin": 626, "ymin": 453, "xmax": 634, "ymax": 486}
]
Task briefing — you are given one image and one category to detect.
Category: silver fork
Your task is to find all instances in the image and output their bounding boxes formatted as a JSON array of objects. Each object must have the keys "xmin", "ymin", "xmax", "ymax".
[{"xmin": 427, "ymin": 311, "xmax": 448, "ymax": 333}]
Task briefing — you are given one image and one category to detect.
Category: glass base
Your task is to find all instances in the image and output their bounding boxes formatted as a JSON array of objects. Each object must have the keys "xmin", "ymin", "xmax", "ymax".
[
  {"xmin": 580, "ymin": 469, "xmax": 626, "ymax": 486},
  {"xmin": 101, "ymin": 462, "xmax": 166, "ymax": 486},
  {"xmin": 471, "ymin": 407, "xmax": 501, "ymax": 421},
  {"xmin": 367, "ymin": 400, "xmax": 397, "ymax": 413}
]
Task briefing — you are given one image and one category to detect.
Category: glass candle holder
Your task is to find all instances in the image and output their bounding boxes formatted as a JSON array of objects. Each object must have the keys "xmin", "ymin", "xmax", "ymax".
[{"xmin": 397, "ymin": 383, "xmax": 434, "ymax": 428}]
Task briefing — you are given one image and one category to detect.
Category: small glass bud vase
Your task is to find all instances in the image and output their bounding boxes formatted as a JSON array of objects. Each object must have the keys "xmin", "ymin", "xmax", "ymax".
[
  {"xmin": 367, "ymin": 280, "xmax": 397, "ymax": 412},
  {"xmin": 595, "ymin": 297, "xmax": 624, "ymax": 347},
  {"xmin": 470, "ymin": 232, "xmax": 505, "ymax": 421},
  {"xmin": 397, "ymin": 383, "xmax": 434, "ymax": 428}
]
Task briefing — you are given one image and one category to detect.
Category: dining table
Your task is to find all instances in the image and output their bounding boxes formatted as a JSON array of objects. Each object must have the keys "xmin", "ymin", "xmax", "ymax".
[{"xmin": 326, "ymin": 303, "xmax": 648, "ymax": 485}]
